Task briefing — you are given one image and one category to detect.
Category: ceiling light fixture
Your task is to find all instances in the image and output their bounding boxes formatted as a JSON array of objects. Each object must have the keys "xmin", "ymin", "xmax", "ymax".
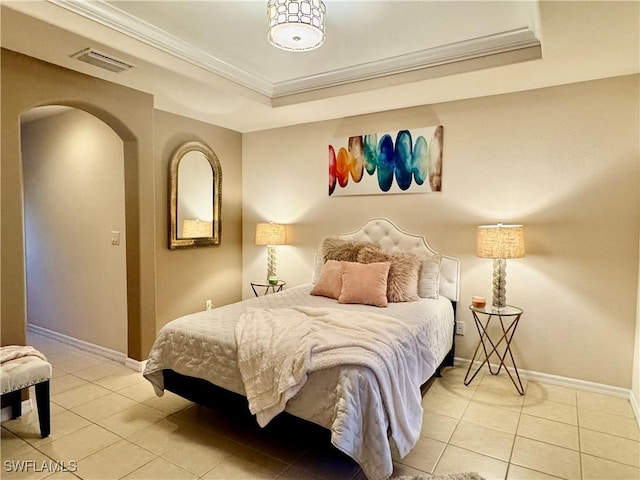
[{"xmin": 267, "ymin": 0, "xmax": 326, "ymax": 52}]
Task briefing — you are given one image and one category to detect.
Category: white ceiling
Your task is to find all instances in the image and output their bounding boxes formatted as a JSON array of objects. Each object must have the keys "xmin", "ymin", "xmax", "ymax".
[
  {"xmin": 1, "ymin": 1, "xmax": 639, "ymax": 132},
  {"xmin": 94, "ymin": 0, "xmax": 540, "ymax": 95}
]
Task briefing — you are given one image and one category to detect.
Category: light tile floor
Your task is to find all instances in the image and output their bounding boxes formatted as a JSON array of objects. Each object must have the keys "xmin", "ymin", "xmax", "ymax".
[{"xmin": 1, "ymin": 333, "xmax": 639, "ymax": 480}]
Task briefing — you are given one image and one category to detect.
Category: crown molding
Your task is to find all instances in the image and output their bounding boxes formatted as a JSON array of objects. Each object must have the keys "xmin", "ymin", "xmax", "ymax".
[
  {"xmin": 49, "ymin": 0, "xmax": 274, "ymax": 95},
  {"xmin": 271, "ymin": 27, "xmax": 540, "ymax": 98},
  {"xmin": 49, "ymin": 0, "xmax": 540, "ymax": 100}
]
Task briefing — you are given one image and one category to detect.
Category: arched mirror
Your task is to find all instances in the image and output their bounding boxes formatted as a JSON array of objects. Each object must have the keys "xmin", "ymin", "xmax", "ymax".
[{"xmin": 169, "ymin": 141, "xmax": 222, "ymax": 249}]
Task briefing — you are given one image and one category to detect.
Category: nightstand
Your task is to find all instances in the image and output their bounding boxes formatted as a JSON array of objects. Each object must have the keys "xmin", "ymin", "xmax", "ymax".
[
  {"xmin": 251, "ymin": 280, "xmax": 286, "ymax": 297},
  {"xmin": 464, "ymin": 304, "xmax": 525, "ymax": 395}
]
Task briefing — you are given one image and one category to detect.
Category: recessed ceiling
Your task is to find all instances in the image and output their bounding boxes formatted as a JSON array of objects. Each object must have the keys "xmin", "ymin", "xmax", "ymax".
[
  {"xmin": 48, "ymin": 0, "xmax": 541, "ymax": 100},
  {"xmin": 65, "ymin": 1, "xmax": 541, "ymax": 97},
  {"xmin": 1, "ymin": 1, "xmax": 638, "ymax": 132}
]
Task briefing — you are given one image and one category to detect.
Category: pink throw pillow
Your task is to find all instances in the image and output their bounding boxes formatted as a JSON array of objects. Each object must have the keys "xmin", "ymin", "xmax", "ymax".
[
  {"xmin": 338, "ymin": 261, "xmax": 390, "ymax": 308},
  {"xmin": 310, "ymin": 260, "xmax": 343, "ymax": 299}
]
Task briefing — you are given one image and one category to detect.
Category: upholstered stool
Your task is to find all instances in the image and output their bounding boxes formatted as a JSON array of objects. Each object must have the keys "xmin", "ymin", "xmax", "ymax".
[{"xmin": 1, "ymin": 347, "xmax": 52, "ymax": 437}]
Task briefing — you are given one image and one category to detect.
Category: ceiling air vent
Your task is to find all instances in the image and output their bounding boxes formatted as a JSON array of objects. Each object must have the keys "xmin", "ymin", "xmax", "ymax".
[{"xmin": 71, "ymin": 48, "xmax": 134, "ymax": 73}]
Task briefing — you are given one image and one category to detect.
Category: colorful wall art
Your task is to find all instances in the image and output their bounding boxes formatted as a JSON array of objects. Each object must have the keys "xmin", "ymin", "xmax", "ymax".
[{"xmin": 328, "ymin": 125, "xmax": 443, "ymax": 196}]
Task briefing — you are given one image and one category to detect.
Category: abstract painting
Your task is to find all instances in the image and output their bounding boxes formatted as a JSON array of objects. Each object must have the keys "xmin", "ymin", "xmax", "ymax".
[{"xmin": 328, "ymin": 125, "xmax": 443, "ymax": 196}]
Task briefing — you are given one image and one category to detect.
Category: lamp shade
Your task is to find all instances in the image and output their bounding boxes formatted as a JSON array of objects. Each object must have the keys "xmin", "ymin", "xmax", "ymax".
[
  {"xmin": 267, "ymin": 0, "xmax": 326, "ymax": 52},
  {"xmin": 477, "ymin": 224, "xmax": 525, "ymax": 259},
  {"xmin": 255, "ymin": 222, "xmax": 287, "ymax": 246}
]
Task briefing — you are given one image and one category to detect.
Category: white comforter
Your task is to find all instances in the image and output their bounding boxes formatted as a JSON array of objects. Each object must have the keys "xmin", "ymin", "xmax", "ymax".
[
  {"xmin": 143, "ymin": 284, "xmax": 454, "ymax": 480},
  {"xmin": 236, "ymin": 306, "xmax": 423, "ymax": 479}
]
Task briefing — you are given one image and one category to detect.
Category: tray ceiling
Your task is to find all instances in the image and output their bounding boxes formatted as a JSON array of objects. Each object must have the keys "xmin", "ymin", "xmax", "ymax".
[
  {"xmin": 48, "ymin": 0, "xmax": 541, "ymax": 99},
  {"xmin": 1, "ymin": 1, "xmax": 638, "ymax": 132}
]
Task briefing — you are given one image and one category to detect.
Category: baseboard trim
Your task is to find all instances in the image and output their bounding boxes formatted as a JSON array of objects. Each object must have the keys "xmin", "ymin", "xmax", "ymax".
[
  {"xmin": 27, "ymin": 324, "xmax": 146, "ymax": 372},
  {"xmin": 456, "ymin": 355, "xmax": 640, "ymax": 427},
  {"xmin": 21, "ymin": 325, "xmax": 638, "ymax": 425},
  {"xmin": 454, "ymin": 356, "xmax": 633, "ymax": 399},
  {"xmin": 125, "ymin": 357, "xmax": 147, "ymax": 372},
  {"xmin": 0, "ymin": 400, "xmax": 32, "ymax": 422},
  {"xmin": 631, "ymin": 390, "xmax": 640, "ymax": 427}
]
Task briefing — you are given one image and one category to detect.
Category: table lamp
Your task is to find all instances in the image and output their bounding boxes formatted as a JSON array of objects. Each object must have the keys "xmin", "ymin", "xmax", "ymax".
[
  {"xmin": 477, "ymin": 223, "xmax": 525, "ymax": 309},
  {"xmin": 255, "ymin": 222, "xmax": 287, "ymax": 284}
]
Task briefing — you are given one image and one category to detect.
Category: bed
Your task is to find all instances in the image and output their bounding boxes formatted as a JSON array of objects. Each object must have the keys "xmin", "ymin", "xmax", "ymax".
[{"xmin": 143, "ymin": 218, "xmax": 460, "ymax": 480}]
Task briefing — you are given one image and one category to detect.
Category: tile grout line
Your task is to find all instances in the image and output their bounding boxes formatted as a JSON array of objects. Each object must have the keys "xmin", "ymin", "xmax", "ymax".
[
  {"xmin": 503, "ymin": 381, "xmax": 526, "ymax": 480},
  {"xmin": 22, "ymin": 334, "xmax": 640, "ymax": 480},
  {"xmin": 13, "ymin": 344, "xmax": 170, "ymax": 478},
  {"xmin": 576, "ymin": 390, "xmax": 584, "ymax": 480},
  {"xmin": 432, "ymin": 369, "xmax": 480, "ymax": 475}
]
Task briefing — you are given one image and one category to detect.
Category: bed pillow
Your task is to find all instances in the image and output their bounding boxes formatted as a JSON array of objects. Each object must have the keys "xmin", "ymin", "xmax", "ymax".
[
  {"xmin": 418, "ymin": 254, "xmax": 442, "ymax": 299},
  {"xmin": 322, "ymin": 238, "xmax": 380, "ymax": 263},
  {"xmin": 338, "ymin": 261, "xmax": 390, "ymax": 308},
  {"xmin": 310, "ymin": 260, "xmax": 343, "ymax": 299},
  {"xmin": 357, "ymin": 246, "xmax": 421, "ymax": 302}
]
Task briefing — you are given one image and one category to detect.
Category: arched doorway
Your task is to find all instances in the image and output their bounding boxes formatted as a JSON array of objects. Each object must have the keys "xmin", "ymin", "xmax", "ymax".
[{"xmin": 20, "ymin": 106, "xmax": 128, "ymax": 354}]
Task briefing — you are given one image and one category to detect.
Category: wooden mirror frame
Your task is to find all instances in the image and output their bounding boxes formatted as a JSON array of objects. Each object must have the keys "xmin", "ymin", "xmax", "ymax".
[{"xmin": 169, "ymin": 141, "xmax": 222, "ymax": 249}]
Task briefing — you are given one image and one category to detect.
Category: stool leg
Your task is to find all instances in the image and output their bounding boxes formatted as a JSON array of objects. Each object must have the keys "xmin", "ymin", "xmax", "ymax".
[
  {"xmin": 8, "ymin": 390, "xmax": 23, "ymax": 418},
  {"xmin": 35, "ymin": 381, "xmax": 50, "ymax": 438}
]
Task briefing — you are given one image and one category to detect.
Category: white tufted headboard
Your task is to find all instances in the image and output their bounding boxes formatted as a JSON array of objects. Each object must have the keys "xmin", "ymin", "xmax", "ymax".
[{"xmin": 313, "ymin": 218, "xmax": 460, "ymax": 302}]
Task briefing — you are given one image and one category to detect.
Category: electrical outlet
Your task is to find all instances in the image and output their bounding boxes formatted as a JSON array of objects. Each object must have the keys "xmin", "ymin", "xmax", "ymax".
[
  {"xmin": 205, "ymin": 299, "xmax": 213, "ymax": 310},
  {"xmin": 455, "ymin": 321, "xmax": 465, "ymax": 335}
]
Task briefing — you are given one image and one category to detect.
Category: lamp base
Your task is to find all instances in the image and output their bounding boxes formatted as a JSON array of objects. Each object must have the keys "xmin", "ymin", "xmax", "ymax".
[
  {"xmin": 266, "ymin": 245, "xmax": 278, "ymax": 285},
  {"xmin": 492, "ymin": 258, "xmax": 507, "ymax": 308}
]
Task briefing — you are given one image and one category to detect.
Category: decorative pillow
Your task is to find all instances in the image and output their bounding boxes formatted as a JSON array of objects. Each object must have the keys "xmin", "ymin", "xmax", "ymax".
[
  {"xmin": 357, "ymin": 246, "xmax": 421, "ymax": 302},
  {"xmin": 310, "ymin": 260, "xmax": 343, "ymax": 299},
  {"xmin": 338, "ymin": 261, "xmax": 390, "ymax": 308},
  {"xmin": 322, "ymin": 238, "xmax": 380, "ymax": 263},
  {"xmin": 418, "ymin": 254, "xmax": 442, "ymax": 299}
]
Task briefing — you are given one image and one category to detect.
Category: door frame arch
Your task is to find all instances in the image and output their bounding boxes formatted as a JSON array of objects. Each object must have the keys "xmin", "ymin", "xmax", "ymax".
[
  {"xmin": 20, "ymin": 104, "xmax": 135, "ymax": 359},
  {"xmin": 1, "ymin": 50, "xmax": 156, "ymax": 362}
]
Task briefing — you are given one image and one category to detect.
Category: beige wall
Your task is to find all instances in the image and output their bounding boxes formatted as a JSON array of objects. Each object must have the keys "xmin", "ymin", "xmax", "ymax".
[
  {"xmin": 3, "ymin": 47, "xmax": 638, "ymax": 393},
  {"xmin": 21, "ymin": 108, "xmax": 128, "ymax": 353},
  {"xmin": 243, "ymin": 74, "xmax": 640, "ymax": 388},
  {"xmin": 1, "ymin": 49, "xmax": 244, "ymax": 359},
  {"xmin": 634, "ymin": 210, "xmax": 640, "ymax": 414},
  {"xmin": 1, "ymin": 48, "xmax": 156, "ymax": 359},
  {"xmin": 153, "ymin": 110, "xmax": 243, "ymax": 329}
]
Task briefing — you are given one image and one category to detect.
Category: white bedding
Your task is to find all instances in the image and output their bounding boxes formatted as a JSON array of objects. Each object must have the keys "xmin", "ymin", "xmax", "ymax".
[
  {"xmin": 144, "ymin": 283, "xmax": 454, "ymax": 480},
  {"xmin": 237, "ymin": 305, "xmax": 429, "ymax": 479}
]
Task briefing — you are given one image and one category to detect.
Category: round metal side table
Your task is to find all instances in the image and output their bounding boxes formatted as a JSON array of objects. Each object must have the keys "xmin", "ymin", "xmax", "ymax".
[
  {"xmin": 464, "ymin": 304, "xmax": 524, "ymax": 395},
  {"xmin": 251, "ymin": 280, "xmax": 286, "ymax": 297}
]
